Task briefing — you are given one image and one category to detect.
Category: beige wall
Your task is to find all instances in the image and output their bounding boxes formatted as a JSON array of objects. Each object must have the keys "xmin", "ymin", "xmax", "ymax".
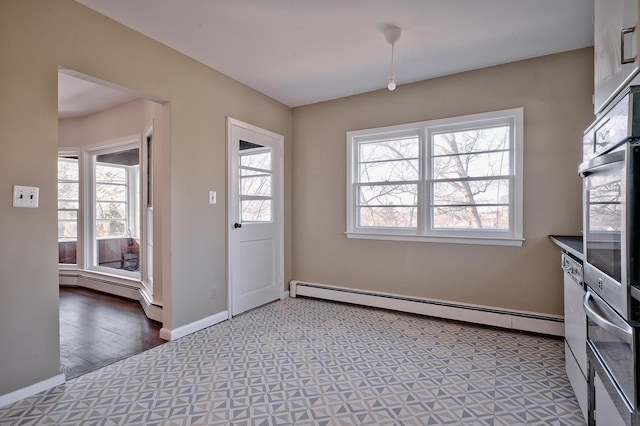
[
  {"xmin": 0, "ymin": 0, "xmax": 291, "ymax": 396},
  {"xmin": 291, "ymin": 48, "xmax": 593, "ymax": 316}
]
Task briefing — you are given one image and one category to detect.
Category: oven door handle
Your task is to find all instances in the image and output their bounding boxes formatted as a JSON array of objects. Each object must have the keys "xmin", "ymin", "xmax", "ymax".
[
  {"xmin": 583, "ymin": 291, "xmax": 633, "ymax": 344},
  {"xmin": 578, "ymin": 149, "xmax": 625, "ymax": 177}
]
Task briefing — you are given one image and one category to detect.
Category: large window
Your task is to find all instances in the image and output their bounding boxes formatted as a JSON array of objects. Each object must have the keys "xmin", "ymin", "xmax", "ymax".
[
  {"xmin": 92, "ymin": 147, "xmax": 140, "ymax": 274},
  {"xmin": 347, "ymin": 108, "xmax": 523, "ymax": 246}
]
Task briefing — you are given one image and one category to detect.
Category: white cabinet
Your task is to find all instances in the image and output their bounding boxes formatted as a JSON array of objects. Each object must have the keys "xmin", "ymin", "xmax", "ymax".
[
  {"xmin": 594, "ymin": 0, "xmax": 640, "ymax": 114},
  {"xmin": 564, "ymin": 270, "xmax": 587, "ymax": 422},
  {"xmin": 565, "ymin": 342, "xmax": 588, "ymax": 422},
  {"xmin": 562, "ymin": 254, "xmax": 588, "ymax": 423},
  {"xmin": 564, "ymin": 272, "xmax": 587, "ymax": 373},
  {"xmin": 594, "ymin": 372, "xmax": 626, "ymax": 425}
]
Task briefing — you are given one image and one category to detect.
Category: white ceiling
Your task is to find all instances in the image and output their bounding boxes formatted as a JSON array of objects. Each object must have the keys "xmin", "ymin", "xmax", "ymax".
[
  {"xmin": 58, "ymin": 72, "xmax": 139, "ymax": 119},
  {"xmin": 69, "ymin": 0, "xmax": 595, "ymax": 109}
]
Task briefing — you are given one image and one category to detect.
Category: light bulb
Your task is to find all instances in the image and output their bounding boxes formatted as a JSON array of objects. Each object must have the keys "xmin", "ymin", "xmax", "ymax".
[{"xmin": 388, "ymin": 80, "xmax": 396, "ymax": 91}]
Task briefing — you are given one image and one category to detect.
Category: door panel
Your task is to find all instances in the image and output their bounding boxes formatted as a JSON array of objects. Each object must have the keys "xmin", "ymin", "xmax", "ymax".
[{"xmin": 235, "ymin": 238, "xmax": 276, "ymax": 314}]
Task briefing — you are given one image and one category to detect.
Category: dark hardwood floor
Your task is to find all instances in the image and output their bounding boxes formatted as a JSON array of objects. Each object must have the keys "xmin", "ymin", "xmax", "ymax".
[{"xmin": 59, "ymin": 286, "xmax": 165, "ymax": 379}]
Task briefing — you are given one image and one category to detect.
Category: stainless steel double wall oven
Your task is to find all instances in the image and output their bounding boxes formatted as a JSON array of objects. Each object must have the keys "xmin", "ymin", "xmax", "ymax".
[{"xmin": 580, "ymin": 85, "xmax": 640, "ymax": 425}]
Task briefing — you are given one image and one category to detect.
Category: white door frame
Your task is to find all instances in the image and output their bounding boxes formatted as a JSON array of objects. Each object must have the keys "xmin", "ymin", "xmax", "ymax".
[{"xmin": 226, "ymin": 117, "xmax": 285, "ymax": 317}]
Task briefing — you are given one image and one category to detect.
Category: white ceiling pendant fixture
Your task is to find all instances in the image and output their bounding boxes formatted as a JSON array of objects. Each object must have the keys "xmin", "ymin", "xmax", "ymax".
[{"xmin": 384, "ymin": 25, "xmax": 401, "ymax": 91}]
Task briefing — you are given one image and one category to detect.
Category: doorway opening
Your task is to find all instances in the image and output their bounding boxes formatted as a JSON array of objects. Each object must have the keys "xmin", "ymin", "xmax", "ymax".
[{"xmin": 58, "ymin": 69, "xmax": 167, "ymax": 377}]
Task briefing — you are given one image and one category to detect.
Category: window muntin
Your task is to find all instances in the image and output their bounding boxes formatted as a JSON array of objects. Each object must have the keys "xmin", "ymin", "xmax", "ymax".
[{"xmin": 347, "ymin": 109, "xmax": 523, "ymax": 245}]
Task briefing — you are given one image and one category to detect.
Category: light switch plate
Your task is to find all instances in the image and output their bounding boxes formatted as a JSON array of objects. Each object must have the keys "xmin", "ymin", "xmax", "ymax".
[
  {"xmin": 13, "ymin": 185, "xmax": 39, "ymax": 208},
  {"xmin": 209, "ymin": 191, "xmax": 217, "ymax": 205}
]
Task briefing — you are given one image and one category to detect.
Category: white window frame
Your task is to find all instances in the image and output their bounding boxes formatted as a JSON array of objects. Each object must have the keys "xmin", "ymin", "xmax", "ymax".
[
  {"xmin": 346, "ymin": 108, "xmax": 524, "ymax": 246},
  {"xmin": 142, "ymin": 124, "xmax": 154, "ymax": 294},
  {"xmin": 239, "ymin": 146, "xmax": 274, "ymax": 223},
  {"xmin": 85, "ymin": 137, "xmax": 141, "ymax": 278},
  {"xmin": 57, "ymin": 150, "xmax": 82, "ymax": 268},
  {"xmin": 95, "ymin": 163, "xmax": 130, "ymax": 237}
]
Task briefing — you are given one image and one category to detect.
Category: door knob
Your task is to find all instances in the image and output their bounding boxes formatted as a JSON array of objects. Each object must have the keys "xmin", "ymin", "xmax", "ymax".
[{"xmin": 234, "ymin": 223, "xmax": 242, "ymax": 229}]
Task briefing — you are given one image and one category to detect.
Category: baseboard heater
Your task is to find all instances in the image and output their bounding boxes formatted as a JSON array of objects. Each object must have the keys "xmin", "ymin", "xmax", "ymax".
[
  {"xmin": 59, "ymin": 272, "xmax": 163, "ymax": 323},
  {"xmin": 290, "ymin": 280, "xmax": 563, "ymax": 337}
]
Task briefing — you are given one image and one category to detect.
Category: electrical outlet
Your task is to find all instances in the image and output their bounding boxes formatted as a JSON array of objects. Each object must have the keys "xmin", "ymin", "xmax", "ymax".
[
  {"xmin": 210, "ymin": 288, "xmax": 217, "ymax": 299},
  {"xmin": 13, "ymin": 185, "xmax": 39, "ymax": 208}
]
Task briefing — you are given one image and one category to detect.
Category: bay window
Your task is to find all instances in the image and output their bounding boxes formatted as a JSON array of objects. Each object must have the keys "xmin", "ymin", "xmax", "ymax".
[{"xmin": 57, "ymin": 138, "xmax": 142, "ymax": 279}]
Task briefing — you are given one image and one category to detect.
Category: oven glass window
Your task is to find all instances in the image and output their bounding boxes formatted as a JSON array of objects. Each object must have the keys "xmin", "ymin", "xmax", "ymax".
[{"xmin": 586, "ymin": 181, "xmax": 622, "ymax": 281}]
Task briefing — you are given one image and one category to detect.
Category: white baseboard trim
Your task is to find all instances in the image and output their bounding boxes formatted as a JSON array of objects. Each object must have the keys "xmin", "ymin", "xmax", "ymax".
[
  {"xmin": 59, "ymin": 274, "xmax": 77, "ymax": 286},
  {"xmin": 60, "ymin": 272, "xmax": 140, "ymax": 301},
  {"xmin": 76, "ymin": 277, "xmax": 139, "ymax": 300},
  {"xmin": 0, "ymin": 373, "xmax": 65, "ymax": 408},
  {"xmin": 139, "ymin": 287, "xmax": 163, "ymax": 323},
  {"xmin": 160, "ymin": 310, "xmax": 229, "ymax": 341},
  {"xmin": 290, "ymin": 280, "xmax": 564, "ymax": 337},
  {"xmin": 60, "ymin": 272, "xmax": 163, "ymax": 324}
]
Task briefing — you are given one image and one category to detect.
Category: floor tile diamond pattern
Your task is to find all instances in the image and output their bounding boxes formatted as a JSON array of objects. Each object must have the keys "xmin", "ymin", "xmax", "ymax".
[{"xmin": 0, "ymin": 298, "xmax": 584, "ymax": 425}]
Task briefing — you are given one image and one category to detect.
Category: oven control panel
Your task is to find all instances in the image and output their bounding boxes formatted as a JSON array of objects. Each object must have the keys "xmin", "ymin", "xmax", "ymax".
[{"xmin": 583, "ymin": 85, "xmax": 640, "ymax": 162}]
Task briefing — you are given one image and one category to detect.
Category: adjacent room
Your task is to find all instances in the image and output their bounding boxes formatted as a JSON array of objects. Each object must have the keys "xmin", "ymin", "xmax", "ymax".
[
  {"xmin": 2, "ymin": 0, "xmax": 633, "ymax": 424},
  {"xmin": 57, "ymin": 73, "xmax": 168, "ymax": 377}
]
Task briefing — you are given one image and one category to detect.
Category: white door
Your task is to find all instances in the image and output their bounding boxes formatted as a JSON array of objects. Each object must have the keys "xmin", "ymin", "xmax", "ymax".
[{"xmin": 228, "ymin": 118, "xmax": 283, "ymax": 316}]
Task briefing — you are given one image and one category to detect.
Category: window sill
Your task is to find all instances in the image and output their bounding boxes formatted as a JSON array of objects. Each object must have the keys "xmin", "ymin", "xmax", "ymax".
[{"xmin": 345, "ymin": 232, "xmax": 525, "ymax": 247}]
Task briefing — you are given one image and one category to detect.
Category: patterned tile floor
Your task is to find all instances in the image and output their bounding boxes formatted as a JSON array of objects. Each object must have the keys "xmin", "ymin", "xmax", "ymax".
[{"xmin": 0, "ymin": 297, "xmax": 584, "ymax": 425}]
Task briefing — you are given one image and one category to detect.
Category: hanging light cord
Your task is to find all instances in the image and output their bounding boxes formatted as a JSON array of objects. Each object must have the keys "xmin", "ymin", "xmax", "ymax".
[
  {"xmin": 390, "ymin": 43, "xmax": 395, "ymax": 75},
  {"xmin": 388, "ymin": 42, "xmax": 396, "ymax": 91},
  {"xmin": 384, "ymin": 25, "xmax": 401, "ymax": 91}
]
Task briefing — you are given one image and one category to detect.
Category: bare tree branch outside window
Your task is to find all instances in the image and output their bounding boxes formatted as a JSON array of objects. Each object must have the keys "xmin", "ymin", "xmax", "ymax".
[
  {"xmin": 240, "ymin": 149, "xmax": 273, "ymax": 222},
  {"xmin": 355, "ymin": 127, "xmax": 511, "ymax": 230},
  {"xmin": 356, "ymin": 136, "xmax": 419, "ymax": 228},
  {"xmin": 95, "ymin": 164, "xmax": 128, "ymax": 238},
  {"xmin": 587, "ymin": 182, "xmax": 622, "ymax": 232},
  {"xmin": 432, "ymin": 126, "xmax": 510, "ymax": 230}
]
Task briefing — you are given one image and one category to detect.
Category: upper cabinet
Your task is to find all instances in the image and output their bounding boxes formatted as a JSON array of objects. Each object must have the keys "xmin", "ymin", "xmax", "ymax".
[{"xmin": 594, "ymin": 0, "xmax": 639, "ymax": 114}]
